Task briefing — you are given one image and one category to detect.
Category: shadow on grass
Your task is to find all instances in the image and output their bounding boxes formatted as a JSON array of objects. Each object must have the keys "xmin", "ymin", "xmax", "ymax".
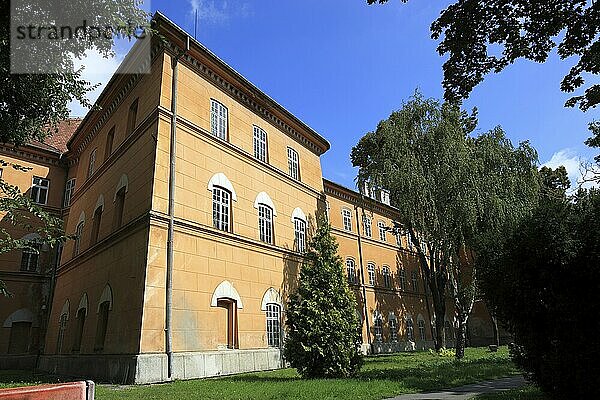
[
  {"xmin": 0, "ymin": 370, "xmax": 65, "ymax": 389},
  {"xmin": 224, "ymin": 355, "xmax": 517, "ymax": 393}
]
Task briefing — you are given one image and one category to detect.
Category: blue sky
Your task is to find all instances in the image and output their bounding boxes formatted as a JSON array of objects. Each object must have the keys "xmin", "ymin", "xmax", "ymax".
[{"xmin": 70, "ymin": 0, "xmax": 599, "ymax": 189}]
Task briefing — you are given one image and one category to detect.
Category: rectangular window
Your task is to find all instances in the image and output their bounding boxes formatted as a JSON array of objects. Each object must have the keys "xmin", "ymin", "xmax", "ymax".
[
  {"xmin": 346, "ymin": 259, "xmax": 357, "ymax": 285},
  {"xmin": 0, "ymin": 168, "xmax": 3, "ymax": 179},
  {"xmin": 72, "ymin": 308, "xmax": 86, "ymax": 352},
  {"xmin": 57, "ymin": 313, "xmax": 68, "ymax": 354},
  {"xmin": 105, "ymin": 126, "xmax": 115, "ymax": 160},
  {"xmin": 383, "ymin": 266, "xmax": 391, "ymax": 288},
  {"xmin": 31, "ymin": 176, "xmax": 49, "ymax": 205},
  {"xmin": 363, "ymin": 216, "xmax": 372, "ymax": 238},
  {"xmin": 212, "ymin": 187, "xmax": 230, "ymax": 232},
  {"xmin": 88, "ymin": 148, "xmax": 97, "ymax": 178},
  {"xmin": 63, "ymin": 178, "xmax": 76, "ymax": 207},
  {"xmin": 399, "ymin": 268, "xmax": 406, "ymax": 290},
  {"xmin": 94, "ymin": 301, "xmax": 110, "ymax": 351},
  {"xmin": 253, "ymin": 126, "xmax": 268, "ymax": 163},
  {"xmin": 20, "ymin": 245, "xmax": 40, "ymax": 272},
  {"xmin": 418, "ymin": 319, "xmax": 426, "ymax": 341},
  {"xmin": 411, "ymin": 271, "xmax": 419, "ymax": 292},
  {"xmin": 406, "ymin": 319, "xmax": 415, "ymax": 341},
  {"xmin": 287, "ymin": 147, "xmax": 300, "ymax": 180},
  {"xmin": 113, "ymin": 188, "xmax": 126, "ymax": 229},
  {"xmin": 210, "ymin": 99, "xmax": 228, "ymax": 140},
  {"xmin": 294, "ymin": 218, "xmax": 306, "ymax": 253},
  {"xmin": 90, "ymin": 207, "xmax": 102, "ymax": 246},
  {"xmin": 378, "ymin": 221, "xmax": 387, "ymax": 242},
  {"xmin": 266, "ymin": 304, "xmax": 281, "ymax": 347},
  {"xmin": 342, "ymin": 209, "xmax": 352, "ymax": 232},
  {"xmin": 374, "ymin": 316, "xmax": 383, "ymax": 342},
  {"xmin": 258, "ymin": 204, "xmax": 274, "ymax": 244}
]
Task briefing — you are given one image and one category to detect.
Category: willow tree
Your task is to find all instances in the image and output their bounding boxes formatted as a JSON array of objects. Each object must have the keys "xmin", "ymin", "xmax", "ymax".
[{"xmin": 351, "ymin": 92, "xmax": 539, "ymax": 357}]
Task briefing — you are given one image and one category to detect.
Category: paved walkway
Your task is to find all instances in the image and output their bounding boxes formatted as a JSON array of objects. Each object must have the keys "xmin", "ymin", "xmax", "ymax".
[{"xmin": 387, "ymin": 375, "xmax": 526, "ymax": 400}]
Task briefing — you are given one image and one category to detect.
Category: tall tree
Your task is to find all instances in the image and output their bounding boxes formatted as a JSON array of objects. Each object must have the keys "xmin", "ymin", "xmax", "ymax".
[
  {"xmin": 351, "ymin": 92, "xmax": 539, "ymax": 357},
  {"xmin": 368, "ymin": 0, "xmax": 600, "ymax": 111},
  {"xmin": 284, "ymin": 221, "xmax": 363, "ymax": 378}
]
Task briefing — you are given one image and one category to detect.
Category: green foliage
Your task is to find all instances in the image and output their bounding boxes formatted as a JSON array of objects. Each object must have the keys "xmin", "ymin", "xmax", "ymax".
[
  {"xmin": 429, "ymin": 348, "xmax": 456, "ymax": 358},
  {"xmin": 284, "ymin": 221, "xmax": 363, "ymax": 378},
  {"xmin": 367, "ymin": 0, "xmax": 600, "ymax": 111},
  {"xmin": 478, "ymin": 172, "xmax": 600, "ymax": 398},
  {"xmin": 350, "ymin": 91, "xmax": 540, "ymax": 355}
]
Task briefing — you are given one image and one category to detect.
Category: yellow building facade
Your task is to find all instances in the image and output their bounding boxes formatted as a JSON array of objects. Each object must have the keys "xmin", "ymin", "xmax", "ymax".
[{"xmin": 0, "ymin": 12, "xmax": 497, "ymax": 383}]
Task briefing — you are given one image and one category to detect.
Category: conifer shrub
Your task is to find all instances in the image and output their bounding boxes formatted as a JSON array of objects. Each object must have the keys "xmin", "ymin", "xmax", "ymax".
[{"xmin": 284, "ymin": 222, "xmax": 363, "ymax": 378}]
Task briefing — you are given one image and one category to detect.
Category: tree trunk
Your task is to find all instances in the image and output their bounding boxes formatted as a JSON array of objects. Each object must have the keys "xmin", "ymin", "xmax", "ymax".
[
  {"xmin": 455, "ymin": 318, "xmax": 467, "ymax": 359},
  {"xmin": 432, "ymin": 293, "xmax": 446, "ymax": 350}
]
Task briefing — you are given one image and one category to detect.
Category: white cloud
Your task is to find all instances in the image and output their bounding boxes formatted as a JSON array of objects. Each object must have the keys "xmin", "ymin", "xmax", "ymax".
[
  {"xmin": 68, "ymin": 48, "xmax": 126, "ymax": 117},
  {"xmin": 188, "ymin": 0, "xmax": 230, "ymax": 24},
  {"xmin": 542, "ymin": 148, "xmax": 598, "ymax": 190}
]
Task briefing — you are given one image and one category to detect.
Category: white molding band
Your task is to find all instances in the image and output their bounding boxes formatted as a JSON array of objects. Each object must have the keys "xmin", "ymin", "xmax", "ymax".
[
  {"xmin": 290, "ymin": 207, "xmax": 306, "ymax": 223},
  {"xmin": 211, "ymin": 280, "xmax": 243, "ymax": 309},
  {"xmin": 77, "ymin": 293, "xmax": 89, "ymax": 316},
  {"xmin": 98, "ymin": 284, "xmax": 113, "ymax": 313},
  {"xmin": 3, "ymin": 308, "xmax": 37, "ymax": 328},
  {"xmin": 114, "ymin": 174, "xmax": 129, "ymax": 202},
  {"xmin": 260, "ymin": 288, "xmax": 282, "ymax": 311},
  {"xmin": 207, "ymin": 173, "xmax": 238, "ymax": 201},
  {"xmin": 253, "ymin": 192, "xmax": 277, "ymax": 216}
]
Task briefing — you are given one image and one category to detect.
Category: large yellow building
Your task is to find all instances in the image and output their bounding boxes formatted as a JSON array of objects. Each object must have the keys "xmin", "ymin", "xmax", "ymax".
[{"xmin": 0, "ymin": 13, "xmax": 498, "ymax": 383}]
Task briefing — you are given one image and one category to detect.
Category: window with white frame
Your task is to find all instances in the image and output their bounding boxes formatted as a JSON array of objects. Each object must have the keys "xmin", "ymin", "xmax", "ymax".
[
  {"xmin": 346, "ymin": 258, "xmax": 357, "ymax": 285},
  {"xmin": 411, "ymin": 270, "xmax": 419, "ymax": 292},
  {"xmin": 20, "ymin": 244, "xmax": 40, "ymax": 272},
  {"xmin": 382, "ymin": 265, "xmax": 391, "ymax": 288},
  {"xmin": 406, "ymin": 318, "xmax": 415, "ymax": 341},
  {"xmin": 287, "ymin": 147, "xmax": 300, "ymax": 180},
  {"xmin": 294, "ymin": 217, "xmax": 306, "ymax": 253},
  {"xmin": 342, "ymin": 209, "xmax": 352, "ymax": 232},
  {"xmin": 88, "ymin": 148, "xmax": 97, "ymax": 178},
  {"xmin": 396, "ymin": 230, "xmax": 402, "ymax": 247},
  {"xmin": 63, "ymin": 178, "xmax": 76, "ymax": 207},
  {"xmin": 212, "ymin": 186, "xmax": 231, "ymax": 232},
  {"xmin": 378, "ymin": 221, "xmax": 387, "ymax": 242},
  {"xmin": 418, "ymin": 319, "xmax": 426, "ymax": 341},
  {"xmin": 367, "ymin": 262, "xmax": 375, "ymax": 286},
  {"xmin": 258, "ymin": 204, "xmax": 274, "ymax": 244},
  {"xmin": 399, "ymin": 267, "xmax": 406, "ymax": 290},
  {"xmin": 31, "ymin": 176, "xmax": 49, "ymax": 205},
  {"xmin": 374, "ymin": 312, "xmax": 383, "ymax": 342},
  {"xmin": 363, "ymin": 216, "xmax": 372, "ymax": 238},
  {"xmin": 253, "ymin": 126, "xmax": 268, "ymax": 163},
  {"xmin": 389, "ymin": 317, "xmax": 398, "ymax": 341},
  {"xmin": 74, "ymin": 221, "xmax": 84, "ymax": 256},
  {"xmin": 265, "ymin": 303, "xmax": 281, "ymax": 347},
  {"xmin": 210, "ymin": 99, "xmax": 228, "ymax": 140}
]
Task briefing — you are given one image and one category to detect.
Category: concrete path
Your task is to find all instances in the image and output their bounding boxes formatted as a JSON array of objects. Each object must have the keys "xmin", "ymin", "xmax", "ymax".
[{"xmin": 387, "ymin": 375, "xmax": 526, "ymax": 400}]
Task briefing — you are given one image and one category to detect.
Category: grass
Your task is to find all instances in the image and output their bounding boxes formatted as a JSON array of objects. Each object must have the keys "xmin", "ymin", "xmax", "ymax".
[
  {"xmin": 0, "ymin": 346, "xmax": 520, "ymax": 400},
  {"xmin": 471, "ymin": 385, "xmax": 546, "ymax": 400}
]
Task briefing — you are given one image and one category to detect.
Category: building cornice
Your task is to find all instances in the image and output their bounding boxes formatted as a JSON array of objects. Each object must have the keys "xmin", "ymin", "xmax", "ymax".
[
  {"xmin": 324, "ymin": 178, "xmax": 401, "ymax": 221},
  {"xmin": 154, "ymin": 12, "xmax": 330, "ymax": 156}
]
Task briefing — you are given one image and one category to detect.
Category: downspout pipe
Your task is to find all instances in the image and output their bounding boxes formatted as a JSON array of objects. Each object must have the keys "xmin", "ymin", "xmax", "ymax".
[
  {"xmin": 355, "ymin": 203, "xmax": 372, "ymax": 353},
  {"xmin": 166, "ymin": 36, "xmax": 189, "ymax": 380}
]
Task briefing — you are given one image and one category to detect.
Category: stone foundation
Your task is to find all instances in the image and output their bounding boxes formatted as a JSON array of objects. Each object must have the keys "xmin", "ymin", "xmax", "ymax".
[{"xmin": 38, "ymin": 348, "xmax": 283, "ymax": 384}]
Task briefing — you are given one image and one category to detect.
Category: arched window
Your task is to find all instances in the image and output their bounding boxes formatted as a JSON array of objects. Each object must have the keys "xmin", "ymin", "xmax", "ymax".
[
  {"xmin": 4, "ymin": 309, "xmax": 34, "ymax": 354},
  {"xmin": 292, "ymin": 208, "xmax": 307, "ymax": 253},
  {"xmin": 373, "ymin": 311, "xmax": 383, "ymax": 342},
  {"xmin": 63, "ymin": 178, "xmax": 76, "ymax": 207},
  {"xmin": 367, "ymin": 263, "xmax": 375, "ymax": 286},
  {"xmin": 382, "ymin": 266, "xmax": 391, "ymax": 288},
  {"xmin": 105, "ymin": 126, "xmax": 115, "ymax": 161},
  {"xmin": 211, "ymin": 281, "xmax": 243, "ymax": 349},
  {"xmin": 258, "ymin": 204, "xmax": 274, "ymax": 244},
  {"xmin": 113, "ymin": 175, "xmax": 128, "ymax": 229},
  {"xmin": 418, "ymin": 318, "xmax": 426, "ymax": 341},
  {"xmin": 74, "ymin": 212, "xmax": 85, "ymax": 257},
  {"xmin": 57, "ymin": 300, "xmax": 69, "ymax": 354},
  {"xmin": 389, "ymin": 314, "xmax": 398, "ymax": 342},
  {"xmin": 72, "ymin": 293, "xmax": 88, "ymax": 352},
  {"xmin": 363, "ymin": 216, "xmax": 372, "ymax": 238},
  {"xmin": 265, "ymin": 303, "xmax": 281, "ymax": 347},
  {"xmin": 346, "ymin": 258, "xmax": 357, "ymax": 285},
  {"xmin": 91, "ymin": 195, "xmax": 104, "ymax": 246},
  {"xmin": 94, "ymin": 284, "xmax": 113, "ymax": 351},
  {"xmin": 213, "ymin": 186, "xmax": 231, "ymax": 232},
  {"xmin": 127, "ymin": 98, "xmax": 138, "ymax": 135},
  {"xmin": 406, "ymin": 317, "xmax": 415, "ymax": 342},
  {"xmin": 399, "ymin": 267, "xmax": 406, "ymax": 290}
]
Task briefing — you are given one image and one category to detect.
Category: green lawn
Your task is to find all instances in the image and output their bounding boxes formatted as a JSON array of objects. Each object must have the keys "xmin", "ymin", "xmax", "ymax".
[
  {"xmin": 471, "ymin": 385, "xmax": 546, "ymax": 400},
  {"xmin": 0, "ymin": 347, "xmax": 520, "ymax": 400}
]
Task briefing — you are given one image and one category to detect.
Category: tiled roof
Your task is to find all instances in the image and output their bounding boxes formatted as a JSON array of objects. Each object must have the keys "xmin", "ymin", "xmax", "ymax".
[{"xmin": 30, "ymin": 118, "xmax": 82, "ymax": 154}]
